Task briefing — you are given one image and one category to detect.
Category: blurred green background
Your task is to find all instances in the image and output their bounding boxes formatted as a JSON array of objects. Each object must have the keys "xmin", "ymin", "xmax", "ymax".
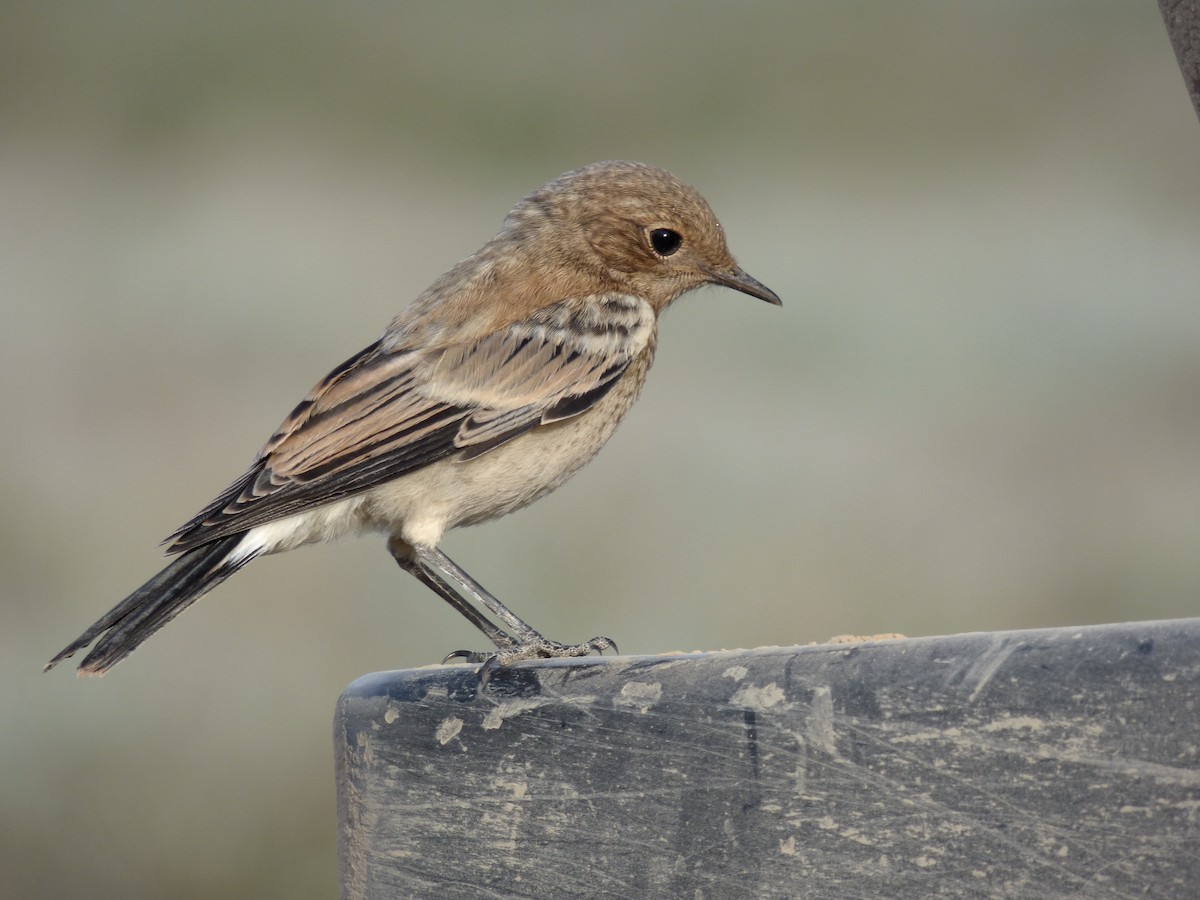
[{"xmin": 4, "ymin": 2, "xmax": 1198, "ymax": 897}]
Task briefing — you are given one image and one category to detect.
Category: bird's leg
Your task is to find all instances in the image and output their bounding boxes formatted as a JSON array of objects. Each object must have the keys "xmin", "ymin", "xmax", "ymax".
[
  {"xmin": 389, "ymin": 539, "xmax": 518, "ymax": 658},
  {"xmin": 416, "ymin": 546, "xmax": 545, "ymax": 643},
  {"xmin": 409, "ymin": 543, "xmax": 617, "ymax": 670}
]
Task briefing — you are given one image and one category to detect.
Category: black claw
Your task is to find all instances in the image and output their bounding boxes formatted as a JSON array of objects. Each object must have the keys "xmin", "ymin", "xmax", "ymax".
[
  {"xmin": 589, "ymin": 636, "xmax": 618, "ymax": 655},
  {"xmin": 443, "ymin": 649, "xmax": 489, "ymax": 664},
  {"xmin": 477, "ymin": 654, "xmax": 502, "ymax": 686}
]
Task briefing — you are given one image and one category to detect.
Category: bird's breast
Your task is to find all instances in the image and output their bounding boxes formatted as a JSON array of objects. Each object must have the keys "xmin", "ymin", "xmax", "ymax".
[{"xmin": 360, "ymin": 342, "xmax": 657, "ymax": 548}]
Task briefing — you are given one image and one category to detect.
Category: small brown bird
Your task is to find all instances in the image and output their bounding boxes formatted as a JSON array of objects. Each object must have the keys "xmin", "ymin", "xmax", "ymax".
[{"xmin": 46, "ymin": 160, "xmax": 780, "ymax": 677}]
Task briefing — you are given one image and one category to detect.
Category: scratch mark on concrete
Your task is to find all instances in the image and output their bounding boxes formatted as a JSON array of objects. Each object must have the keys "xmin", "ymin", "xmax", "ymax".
[
  {"xmin": 807, "ymin": 685, "xmax": 837, "ymax": 756},
  {"xmin": 966, "ymin": 637, "xmax": 1019, "ymax": 702}
]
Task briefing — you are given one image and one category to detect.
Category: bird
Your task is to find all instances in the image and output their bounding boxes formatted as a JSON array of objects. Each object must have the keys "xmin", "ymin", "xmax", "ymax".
[{"xmin": 45, "ymin": 160, "xmax": 781, "ymax": 678}]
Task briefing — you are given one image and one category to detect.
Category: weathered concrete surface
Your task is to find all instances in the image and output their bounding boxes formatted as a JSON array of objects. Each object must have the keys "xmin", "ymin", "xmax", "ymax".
[{"xmin": 336, "ymin": 619, "xmax": 1200, "ymax": 899}]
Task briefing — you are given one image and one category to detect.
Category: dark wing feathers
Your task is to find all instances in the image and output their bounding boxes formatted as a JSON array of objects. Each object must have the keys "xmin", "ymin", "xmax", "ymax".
[{"xmin": 166, "ymin": 293, "xmax": 654, "ymax": 553}]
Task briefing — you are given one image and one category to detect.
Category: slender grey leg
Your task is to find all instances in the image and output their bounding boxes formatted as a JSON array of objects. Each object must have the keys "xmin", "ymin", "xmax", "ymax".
[
  {"xmin": 389, "ymin": 536, "xmax": 617, "ymax": 673},
  {"xmin": 415, "ymin": 546, "xmax": 545, "ymax": 643},
  {"xmin": 391, "ymin": 550, "xmax": 517, "ymax": 652},
  {"xmin": 415, "ymin": 545, "xmax": 618, "ymax": 667}
]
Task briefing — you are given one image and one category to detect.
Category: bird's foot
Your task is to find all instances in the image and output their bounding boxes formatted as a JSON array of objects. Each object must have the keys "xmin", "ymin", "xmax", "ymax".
[{"xmin": 443, "ymin": 635, "xmax": 618, "ymax": 682}]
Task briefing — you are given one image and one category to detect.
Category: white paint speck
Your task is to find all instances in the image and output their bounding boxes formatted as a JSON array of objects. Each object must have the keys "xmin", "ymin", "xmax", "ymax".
[
  {"xmin": 982, "ymin": 715, "xmax": 1045, "ymax": 733},
  {"xmin": 435, "ymin": 717, "xmax": 463, "ymax": 745},
  {"xmin": 480, "ymin": 695, "xmax": 596, "ymax": 730},
  {"xmin": 729, "ymin": 682, "xmax": 786, "ymax": 711},
  {"xmin": 481, "ymin": 698, "xmax": 550, "ymax": 730},
  {"xmin": 614, "ymin": 681, "xmax": 663, "ymax": 713}
]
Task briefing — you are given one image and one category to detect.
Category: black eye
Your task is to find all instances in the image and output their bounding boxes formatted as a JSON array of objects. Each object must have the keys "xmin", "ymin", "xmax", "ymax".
[{"xmin": 648, "ymin": 228, "xmax": 682, "ymax": 257}]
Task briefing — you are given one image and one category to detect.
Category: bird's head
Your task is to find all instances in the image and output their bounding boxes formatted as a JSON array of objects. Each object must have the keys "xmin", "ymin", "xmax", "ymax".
[{"xmin": 507, "ymin": 160, "xmax": 781, "ymax": 312}]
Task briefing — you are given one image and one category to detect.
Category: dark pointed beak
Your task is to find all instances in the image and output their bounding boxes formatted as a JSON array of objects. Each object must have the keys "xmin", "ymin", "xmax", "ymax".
[{"xmin": 707, "ymin": 266, "xmax": 782, "ymax": 306}]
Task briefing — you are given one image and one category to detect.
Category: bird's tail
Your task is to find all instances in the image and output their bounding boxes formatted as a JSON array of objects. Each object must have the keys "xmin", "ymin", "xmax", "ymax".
[{"xmin": 45, "ymin": 533, "xmax": 254, "ymax": 676}]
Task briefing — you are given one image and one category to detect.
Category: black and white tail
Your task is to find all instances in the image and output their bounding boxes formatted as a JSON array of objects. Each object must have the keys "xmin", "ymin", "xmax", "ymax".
[{"xmin": 45, "ymin": 534, "xmax": 255, "ymax": 676}]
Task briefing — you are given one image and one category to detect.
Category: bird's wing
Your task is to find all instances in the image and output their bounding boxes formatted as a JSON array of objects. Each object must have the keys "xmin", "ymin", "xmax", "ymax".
[{"xmin": 165, "ymin": 293, "xmax": 655, "ymax": 551}]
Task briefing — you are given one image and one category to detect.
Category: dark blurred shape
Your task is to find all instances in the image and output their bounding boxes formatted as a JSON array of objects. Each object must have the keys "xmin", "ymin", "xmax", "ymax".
[{"xmin": 1159, "ymin": 0, "xmax": 1200, "ymax": 122}]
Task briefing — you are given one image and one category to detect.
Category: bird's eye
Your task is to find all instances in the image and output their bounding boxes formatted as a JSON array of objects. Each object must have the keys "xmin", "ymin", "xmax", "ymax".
[{"xmin": 648, "ymin": 228, "xmax": 682, "ymax": 257}]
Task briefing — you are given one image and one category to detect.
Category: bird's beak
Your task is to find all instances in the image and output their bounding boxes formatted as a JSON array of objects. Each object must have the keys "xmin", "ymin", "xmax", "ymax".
[{"xmin": 707, "ymin": 266, "xmax": 782, "ymax": 306}]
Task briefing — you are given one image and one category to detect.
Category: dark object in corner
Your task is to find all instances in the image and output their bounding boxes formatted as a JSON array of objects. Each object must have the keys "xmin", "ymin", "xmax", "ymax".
[{"xmin": 1159, "ymin": 0, "xmax": 1200, "ymax": 122}]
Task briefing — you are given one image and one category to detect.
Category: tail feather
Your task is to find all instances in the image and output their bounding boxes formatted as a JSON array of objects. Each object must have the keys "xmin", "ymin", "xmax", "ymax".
[{"xmin": 45, "ymin": 533, "xmax": 254, "ymax": 676}]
